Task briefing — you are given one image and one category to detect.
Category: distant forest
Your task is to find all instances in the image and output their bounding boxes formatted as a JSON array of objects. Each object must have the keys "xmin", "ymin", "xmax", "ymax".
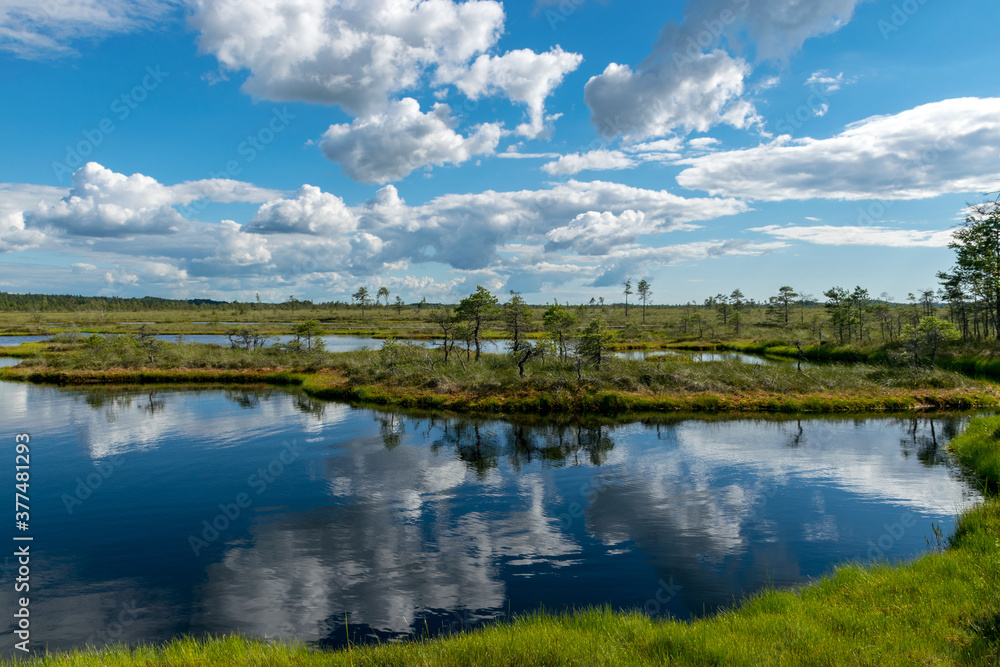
[{"xmin": 0, "ymin": 293, "xmax": 228, "ymax": 311}]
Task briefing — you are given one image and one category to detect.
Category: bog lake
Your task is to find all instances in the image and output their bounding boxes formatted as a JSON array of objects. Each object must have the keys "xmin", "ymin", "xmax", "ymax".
[{"xmin": 0, "ymin": 351, "xmax": 982, "ymax": 653}]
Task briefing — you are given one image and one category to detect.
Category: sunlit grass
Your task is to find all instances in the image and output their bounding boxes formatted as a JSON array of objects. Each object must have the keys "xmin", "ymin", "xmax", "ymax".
[{"xmin": 3, "ymin": 336, "xmax": 997, "ymax": 414}]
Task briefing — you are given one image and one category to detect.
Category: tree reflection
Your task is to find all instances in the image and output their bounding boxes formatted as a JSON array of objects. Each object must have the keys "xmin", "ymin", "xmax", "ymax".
[
  {"xmin": 224, "ymin": 390, "xmax": 266, "ymax": 410},
  {"xmin": 377, "ymin": 413, "xmax": 404, "ymax": 450},
  {"xmin": 900, "ymin": 418, "xmax": 949, "ymax": 467},
  {"xmin": 140, "ymin": 391, "xmax": 166, "ymax": 416},
  {"xmin": 385, "ymin": 413, "xmax": 621, "ymax": 474},
  {"xmin": 293, "ymin": 393, "xmax": 327, "ymax": 420},
  {"xmin": 76, "ymin": 389, "xmax": 159, "ymax": 423},
  {"xmin": 785, "ymin": 420, "xmax": 805, "ymax": 449}
]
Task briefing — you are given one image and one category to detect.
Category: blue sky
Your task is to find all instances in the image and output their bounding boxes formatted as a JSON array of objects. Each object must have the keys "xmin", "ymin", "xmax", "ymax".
[{"xmin": 1, "ymin": 0, "xmax": 998, "ymax": 305}]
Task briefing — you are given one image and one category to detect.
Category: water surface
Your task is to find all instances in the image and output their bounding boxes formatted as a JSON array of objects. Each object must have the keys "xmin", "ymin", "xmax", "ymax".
[
  {"xmin": 0, "ymin": 335, "xmax": 49, "ymax": 347},
  {"xmin": 1, "ymin": 332, "xmax": 807, "ymax": 366},
  {"xmin": 0, "ymin": 382, "xmax": 979, "ymax": 655}
]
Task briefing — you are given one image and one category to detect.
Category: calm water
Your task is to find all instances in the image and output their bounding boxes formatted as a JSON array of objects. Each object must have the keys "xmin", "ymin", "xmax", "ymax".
[
  {"xmin": 0, "ymin": 379, "xmax": 980, "ymax": 655},
  {"xmin": 0, "ymin": 336, "xmax": 49, "ymax": 347},
  {"xmin": 155, "ymin": 333, "xmax": 391, "ymax": 350},
  {"xmin": 158, "ymin": 334, "xmax": 510, "ymax": 355},
  {"xmin": 0, "ymin": 333, "xmax": 800, "ymax": 366},
  {"xmin": 143, "ymin": 336, "xmax": 799, "ymax": 365},
  {"xmin": 614, "ymin": 349, "xmax": 796, "ymax": 365}
]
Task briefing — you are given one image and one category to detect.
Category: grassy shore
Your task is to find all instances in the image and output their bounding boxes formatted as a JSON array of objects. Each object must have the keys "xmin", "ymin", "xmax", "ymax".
[
  {"xmin": 2, "ymin": 336, "xmax": 998, "ymax": 415},
  {"xmin": 7, "ymin": 417, "xmax": 999, "ymax": 666}
]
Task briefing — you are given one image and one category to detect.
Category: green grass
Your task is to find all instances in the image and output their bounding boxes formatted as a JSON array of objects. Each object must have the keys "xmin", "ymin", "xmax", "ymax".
[
  {"xmin": 0, "ymin": 341, "xmax": 48, "ymax": 358},
  {"xmin": 940, "ymin": 353, "xmax": 1000, "ymax": 381},
  {"xmin": 0, "ymin": 300, "xmax": 935, "ymax": 346},
  {"xmin": 7, "ymin": 420, "xmax": 1000, "ymax": 665},
  {"xmin": 7, "ymin": 303, "xmax": 1000, "ymax": 386},
  {"xmin": 949, "ymin": 416, "xmax": 1000, "ymax": 492},
  {"xmin": 4, "ymin": 336, "xmax": 998, "ymax": 415}
]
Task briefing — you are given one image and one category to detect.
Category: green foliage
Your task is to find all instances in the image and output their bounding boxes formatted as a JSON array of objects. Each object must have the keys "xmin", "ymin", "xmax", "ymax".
[
  {"xmin": 939, "ymin": 198, "xmax": 1000, "ymax": 340},
  {"xmin": 352, "ymin": 286, "xmax": 372, "ymax": 316},
  {"xmin": 948, "ymin": 415, "xmax": 1000, "ymax": 491},
  {"xmin": 730, "ymin": 289, "xmax": 745, "ymax": 334},
  {"xmin": 773, "ymin": 285, "xmax": 798, "ymax": 324},
  {"xmin": 636, "ymin": 279, "xmax": 651, "ymax": 323},
  {"xmin": 543, "ymin": 303, "xmax": 577, "ymax": 361},
  {"xmin": 917, "ymin": 316, "xmax": 961, "ymax": 355},
  {"xmin": 293, "ymin": 320, "xmax": 325, "ymax": 351},
  {"xmin": 620, "ymin": 322, "xmax": 642, "ymax": 341},
  {"xmin": 455, "ymin": 286, "xmax": 499, "ymax": 360},
  {"xmin": 225, "ymin": 327, "xmax": 275, "ymax": 351},
  {"xmin": 502, "ymin": 291, "xmax": 532, "ymax": 353},
  {"xmin": 900, "ymin": 316, "xmax": 962, "ymax": 372},
  {"xmin": 578, "ymin": 317, "xmax": 616, "ymax": 366},
  {"xmin": 0, "ymin": 292, "xmax": 226, "ymax": 312}
]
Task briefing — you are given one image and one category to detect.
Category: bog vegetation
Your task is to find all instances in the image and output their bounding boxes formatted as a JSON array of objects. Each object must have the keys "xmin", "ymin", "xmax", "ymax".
[{"xmin": 6, "ymin": 197, "xmax": 1000, "ymax": 412}]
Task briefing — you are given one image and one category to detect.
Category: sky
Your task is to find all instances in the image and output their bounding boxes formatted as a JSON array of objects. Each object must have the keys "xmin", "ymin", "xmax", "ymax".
[{"xmin": 0, "ymin": 0, "xmax": 998, "ymax": 306}]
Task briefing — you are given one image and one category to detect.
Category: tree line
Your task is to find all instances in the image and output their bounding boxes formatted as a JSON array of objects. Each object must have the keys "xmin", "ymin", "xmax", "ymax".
[{"xmin": 0, "ymin": 293, "xmax": 227, "ymax": 312}]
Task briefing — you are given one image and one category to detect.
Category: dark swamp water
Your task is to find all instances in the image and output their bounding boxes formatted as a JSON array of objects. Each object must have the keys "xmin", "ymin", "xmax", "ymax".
[{"xmin": 0, "ymin": 378, "xmax": 982, "ymax": 654}]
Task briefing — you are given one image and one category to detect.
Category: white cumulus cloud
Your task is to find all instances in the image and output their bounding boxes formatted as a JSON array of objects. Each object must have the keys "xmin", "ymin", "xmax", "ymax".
[
  {"xmin": 591, "ymin": 239, "xmax": 787, "ymax": 286},
  {"xmin": 752, "ymin": 224, "xmax": 955, "ymax": 248},
  {"xmin": 246, "ymin": 185, "xmax": 357, "ymax": 235},
  {"xmin": 191, "ymin": 220, "xmax": 272, "ymax": 272},
  {"xmin": 541, "ymin": 149, "xmax": 635, "ymax": 175},
  {"xmin": 447, "ymin": 46, "xmax": 582, "ymax": 138},
  {"xmin": 24, "ymin": 162, "xmax": 281, "ymax": 237},
  {"xmin": 0, "ymin": 183, "xmax": 64, "ymax": 251},
  {"xmin": 320, "ymin": 99, "xmax": 503, "ymax": 184},
  {"xmin": 0, "ymin": 0, "xmax": 179, "ymax": 58},
  {"xmin": 545, "ymin": 210, "xmax": 648, "ymax": 254},
  {"xmin": 584, "ymin": 51, "xmax": 755, "ymax": 140},
  {"xmin": 346, "ymin": 178, "xmax": 746, "ymax": 271},
  {"xmin": 585, "ymin": 0, "xmax": 866, "ymax": 140},
  {"xmin": 676, "ymin": 97, "xmax": 1000, "ymax": 201},
  {"xmin": 0, "ymin": 166, "xmax": 755, "ymax": 296},
  {"xmin": 189, "ymin": 0, "xmax": 505, "ymax": 114}
]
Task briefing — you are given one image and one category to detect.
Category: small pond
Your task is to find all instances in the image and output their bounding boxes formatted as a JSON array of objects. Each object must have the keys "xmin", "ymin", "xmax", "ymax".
[{"xmin": 0, "ymin": 379, "xmax": 980, "ymax": 655}]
